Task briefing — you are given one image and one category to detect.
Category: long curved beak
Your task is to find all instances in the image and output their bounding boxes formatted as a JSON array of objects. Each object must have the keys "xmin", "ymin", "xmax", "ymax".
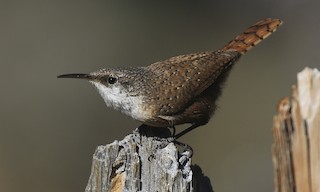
[{"xmin": 57, "ymin": 73, "xmax": 94, "ymax": 80}]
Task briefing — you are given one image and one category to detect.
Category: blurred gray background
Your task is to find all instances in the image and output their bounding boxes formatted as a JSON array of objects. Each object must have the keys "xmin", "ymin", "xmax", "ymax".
[{"xmin": 1, "ymin": 0, "xmax": 319, "ymax": 191}]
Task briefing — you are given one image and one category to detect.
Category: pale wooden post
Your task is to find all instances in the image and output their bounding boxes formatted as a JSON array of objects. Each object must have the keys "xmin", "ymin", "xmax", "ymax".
[
  {"xmin": 85, "ymin": 125, "xmax": 213, "ymax": 192},
  {"xmin": 272, "ymin": 68, "xmax": 320, "ymax": 192}
]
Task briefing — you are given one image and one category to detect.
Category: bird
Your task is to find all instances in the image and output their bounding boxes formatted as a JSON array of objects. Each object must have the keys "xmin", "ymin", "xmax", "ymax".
[{"xmin": 58, "ymin": 18, "xmax": 283, "ymax": 139}]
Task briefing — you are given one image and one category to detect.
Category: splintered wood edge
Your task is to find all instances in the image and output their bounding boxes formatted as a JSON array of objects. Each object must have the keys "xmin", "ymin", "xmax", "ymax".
[
  {"xmin": 298, "ymin": 68, "xmax": 320, "ymax": 192},
  {"xmin": 272, "ymin": 67, "xmax": 320, "ymax": 192},
  {"xmin": 272, "ymin": 97, "xmax": 295, "ymax": 192}
]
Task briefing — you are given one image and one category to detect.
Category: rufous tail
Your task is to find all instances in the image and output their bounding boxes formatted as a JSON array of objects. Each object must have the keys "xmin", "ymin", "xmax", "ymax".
[{"xmin": 222, "ymin": 18, "xmax": 283, "ymax": 54}]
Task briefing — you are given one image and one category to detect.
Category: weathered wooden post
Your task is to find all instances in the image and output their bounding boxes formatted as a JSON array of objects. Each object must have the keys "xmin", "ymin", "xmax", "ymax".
[
  {"xmin": 272, "ymin": 68, "xmax": 320, "ymax": 192},
  {"xmin": 85, "ymin": 125, "xmax": 213, "ymax": 192}
]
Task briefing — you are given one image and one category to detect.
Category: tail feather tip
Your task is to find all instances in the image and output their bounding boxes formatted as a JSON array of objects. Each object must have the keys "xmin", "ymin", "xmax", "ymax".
[{"xmin": 223, "ymin": 18, "xmax": 283, "ymax": 54}]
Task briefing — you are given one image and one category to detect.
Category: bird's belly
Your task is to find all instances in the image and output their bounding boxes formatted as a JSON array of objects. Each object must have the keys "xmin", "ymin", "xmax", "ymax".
[{"xmin": 143, "ymin": 95, "xmax": 217, "ymax": 128}]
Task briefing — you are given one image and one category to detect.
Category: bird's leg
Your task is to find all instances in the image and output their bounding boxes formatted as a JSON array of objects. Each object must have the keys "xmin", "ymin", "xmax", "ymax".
[
  {"xmin": 172, "ymin": 124, "xmax": 200, "ymax": 159},
  {"xmin": 174, "ymin": 123, "xmax": 200, "ymax": 139}
]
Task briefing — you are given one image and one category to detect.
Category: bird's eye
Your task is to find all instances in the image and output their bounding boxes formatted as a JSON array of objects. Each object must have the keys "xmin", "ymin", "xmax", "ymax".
[{"xmin": 107, "ymin": 76, "xmax": 117, "ymax": 84}]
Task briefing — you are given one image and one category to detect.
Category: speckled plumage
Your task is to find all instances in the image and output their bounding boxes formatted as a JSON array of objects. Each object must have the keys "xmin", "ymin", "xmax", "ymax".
[{"xmin": 58, "ymin": 18, "xmax": 283, "ymax": 137}]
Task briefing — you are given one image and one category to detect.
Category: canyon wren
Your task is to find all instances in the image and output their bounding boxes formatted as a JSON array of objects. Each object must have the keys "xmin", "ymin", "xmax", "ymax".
[{"xmin": 58, "ymin": 18, "xmax": 282, "ymax": 139}]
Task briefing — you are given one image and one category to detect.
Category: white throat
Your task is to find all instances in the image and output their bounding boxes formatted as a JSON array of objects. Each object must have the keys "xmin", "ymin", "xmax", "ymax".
[{"xmin": 91, "ymin": 82, "xmax": 148, "ymax": 121}]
